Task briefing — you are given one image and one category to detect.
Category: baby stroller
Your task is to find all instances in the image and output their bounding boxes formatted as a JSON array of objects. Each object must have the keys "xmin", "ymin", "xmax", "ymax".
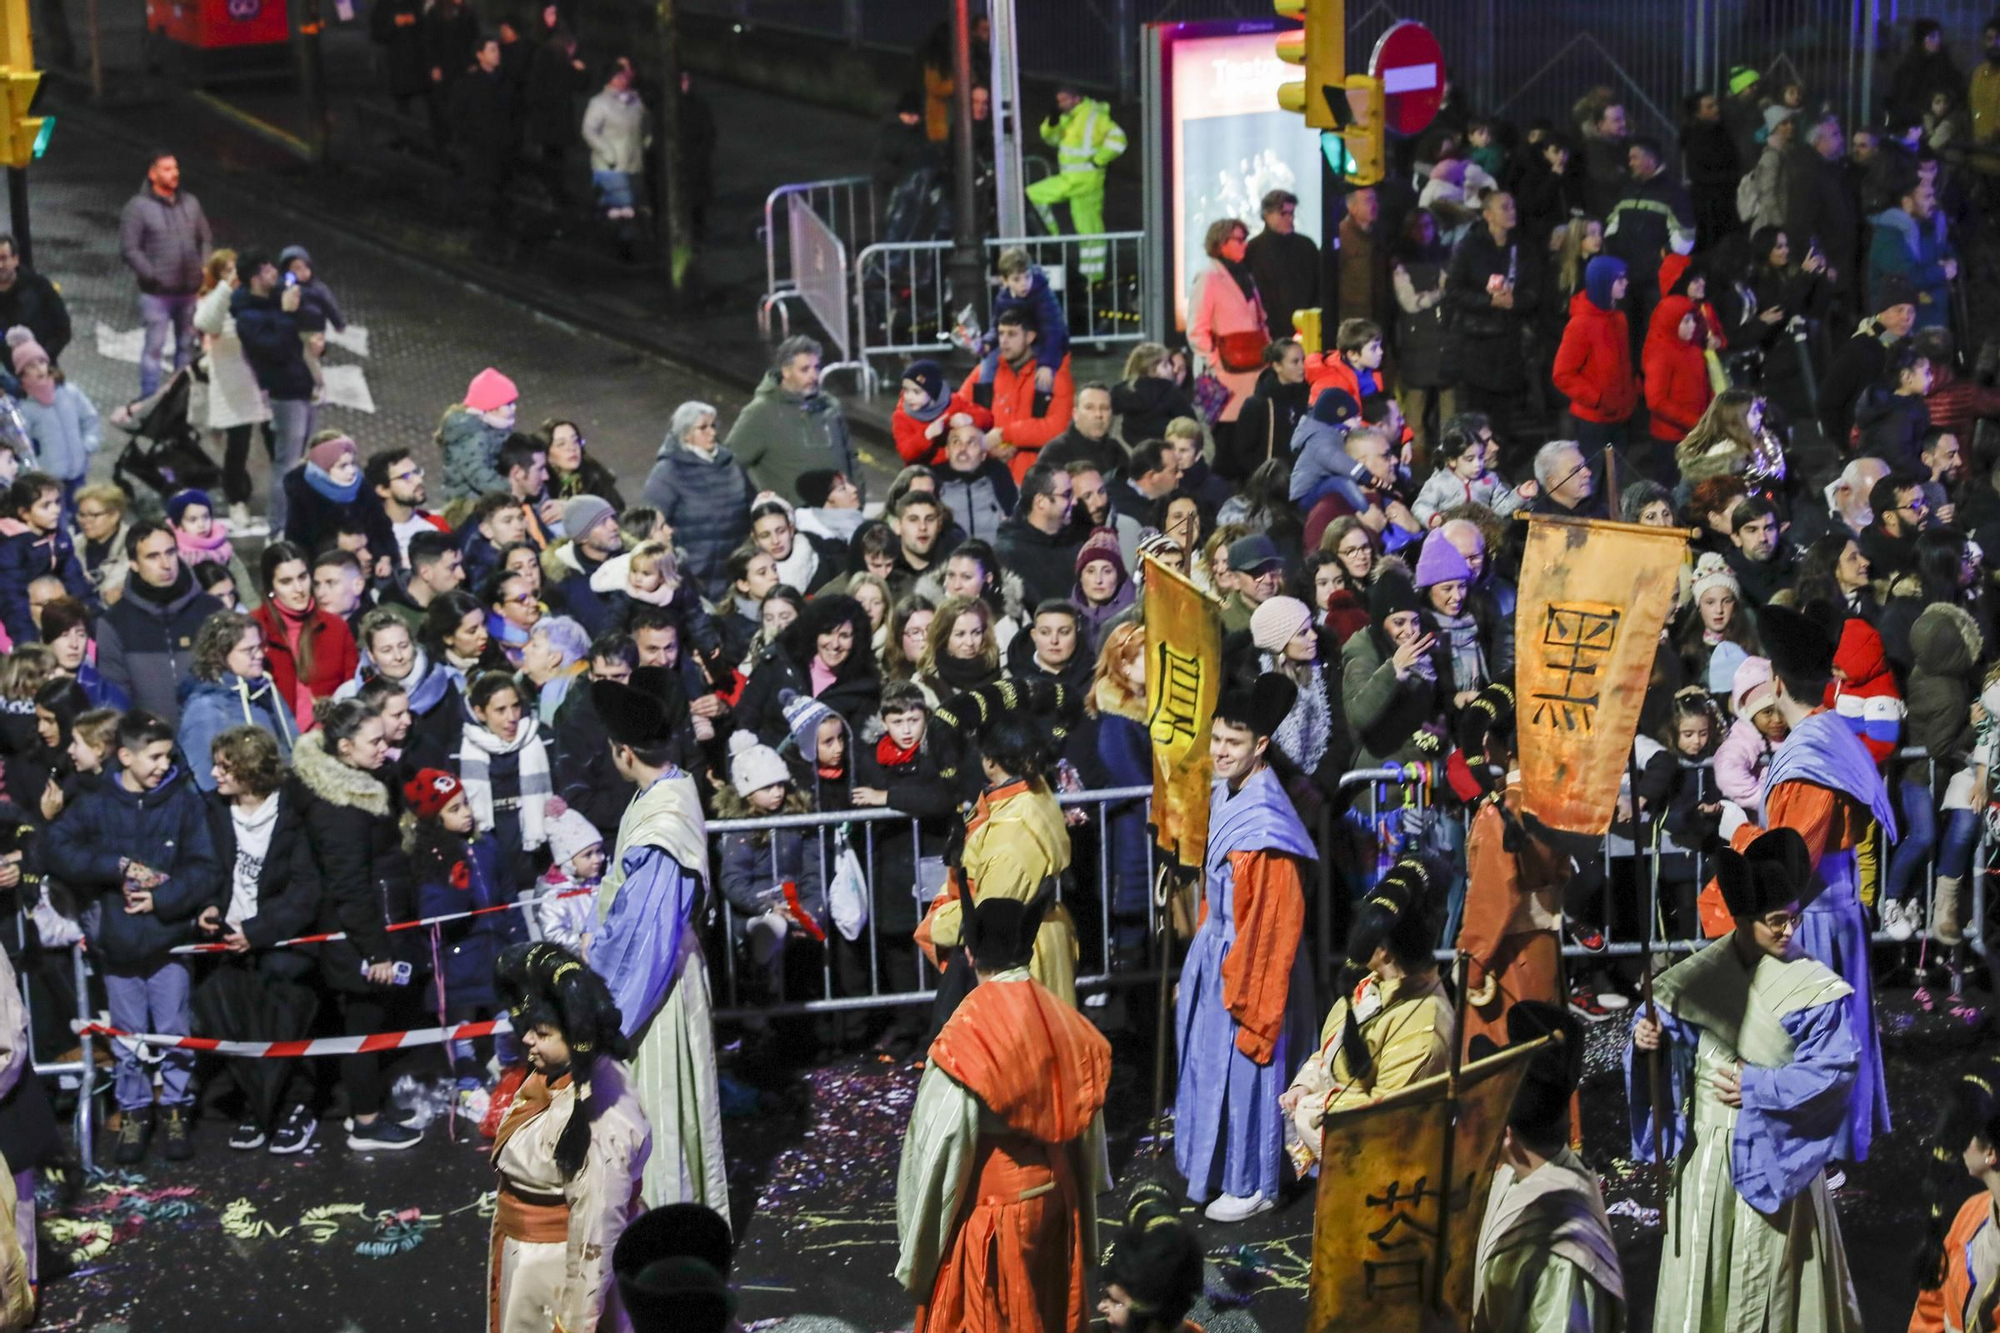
[{"xmin": 109, "ymin": 366, "xmax": 221, "ymax": 504}]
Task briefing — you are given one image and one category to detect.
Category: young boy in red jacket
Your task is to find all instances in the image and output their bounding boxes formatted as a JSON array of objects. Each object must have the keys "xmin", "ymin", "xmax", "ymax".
[
  {"xmin": 1552, "ymin": 255, "xmax": 1639, "ymax": 448},
  {"xmin": 891, "ymin": 359, "xmax": 993, "ymax": 467}
]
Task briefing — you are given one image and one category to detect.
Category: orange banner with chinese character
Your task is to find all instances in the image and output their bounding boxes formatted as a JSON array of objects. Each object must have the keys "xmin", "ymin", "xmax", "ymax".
[
  {"xmin": 1142, "ymin": 556, "xmax": 1223, "ymax": 868},
  {"xmin": 1306, "ymin": 1039, "xmax": 1546, "ymax": 1331},
  {"xmin": 1515, "ymin": 515, "xmax": 1690, "ymax": 835}
]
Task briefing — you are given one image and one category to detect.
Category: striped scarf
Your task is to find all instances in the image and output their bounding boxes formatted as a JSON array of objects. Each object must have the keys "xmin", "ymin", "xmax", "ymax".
[{"xmin": 457, "ymin": 719, "xmax": 553, "ymax": 851}]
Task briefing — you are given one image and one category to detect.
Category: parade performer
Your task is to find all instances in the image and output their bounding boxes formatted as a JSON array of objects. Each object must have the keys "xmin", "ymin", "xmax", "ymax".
[
  {"xmin": 917, "ymin": 681, "xmax": 1080, "ymax": 1023},
  {"xmin": 583, "ymin": 668, "xmax": 727, "ymax": 1222},
  {"xmin": 896, "ymin": 884, "xmax": 1112, "ymax": 1333},
  {"xmin": 1173, "ymin": 673, "xmax": 1319, "ymax": 1224},
  {"xmin": 1912, "ymin": 1056, "xmax": 2000, "ymax": 1333},
  {"xmin": 1709, "ymin": 602, "xmax": 1895, "ymax": 1166},
  {"xmin": 1097, "ymin": 1181, "xmax": 1207, "ymax": 1333},
  {"xmin": 1630, "ymin": 828, "xmax": 1864, "ymax": 1333},
  {"xmin": 1280, "ymin": 856, "xmax": 1454, "ymax": 1175},
  {"xmin": 1454, "ymin": 682, "xmax": 1574, "ymax": 1058},
  {"xmin": 1471, "ymin": 1002, "xmax": 1625, "ymax": 1333},
  {"xmin": 488, "ymin": 942, "xmax": 650, "ymax": 1333}
]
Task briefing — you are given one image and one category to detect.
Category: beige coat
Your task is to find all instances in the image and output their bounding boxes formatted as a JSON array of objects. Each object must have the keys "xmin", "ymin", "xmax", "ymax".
[{"xmin": 193, "ymin": 282, "xmax": 272, "ymax": 432}]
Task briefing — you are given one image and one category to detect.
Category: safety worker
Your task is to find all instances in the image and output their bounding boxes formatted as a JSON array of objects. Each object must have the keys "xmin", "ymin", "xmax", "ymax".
[{"xmin": 1028, "ymin": 82, "xmax": 1127, "ymax": 279}]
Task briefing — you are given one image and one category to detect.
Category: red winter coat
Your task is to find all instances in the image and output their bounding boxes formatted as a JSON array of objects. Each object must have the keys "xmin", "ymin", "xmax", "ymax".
[
  {"xmin": 251, "ymin": 601, "xmax": 360, "ymax": 730},
  {"xmin": 1551, "ymin": 291, "xmax": 1638, "ymax": 424},
  {"xmin": 891, "ymin": 391, "xmax": 994, "ymax": 467},
  {"xmin": 1643, "ymin": 295, "xmax": 1713, "ymax": 442},
  {"xmin": 1822, "ymin": 618, "xmax": 1903, "ymax": 765}
]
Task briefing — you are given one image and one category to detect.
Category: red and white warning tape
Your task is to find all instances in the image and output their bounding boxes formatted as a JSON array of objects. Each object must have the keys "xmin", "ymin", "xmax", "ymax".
[
  {"xmin": 75, "ymin": 1016, "xmax": 513, "ymax": 1059},
  {"xmin": 167, "ymin": 887, "xmax": 597, "ymax": 955}
]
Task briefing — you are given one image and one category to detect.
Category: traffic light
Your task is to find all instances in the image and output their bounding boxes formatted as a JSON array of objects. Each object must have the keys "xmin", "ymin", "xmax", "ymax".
[
  {"xmin": 0, "ymin": 0, "xmax": 46, "ymax": 170},
  {"xmin": 1335, "ymin": 75, "xmax": 1385, "ymax": 186},
  {"xmin": 1274, "ymin": 0, "xmax": 1343, "ymax": 130},
  {"xmin": 0, "ymin": 70, "xmax": 45, "ymax": 170}
]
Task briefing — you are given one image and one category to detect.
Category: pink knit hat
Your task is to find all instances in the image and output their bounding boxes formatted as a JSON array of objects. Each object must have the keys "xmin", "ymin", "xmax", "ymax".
[
  {"xmin": 9, "ymin": 339, "xmax": 48, "ymax": 375},
  {"xmin": 1250, "ymin": 595, "xmax": 1313, "ymax": 654},
  {"xmin": 307, "ymin": 434, "xmax": 357, "ymax": 472},
  {"xmin": 464, "ymin": 367, "xmax": 519, "ymax": 413}
]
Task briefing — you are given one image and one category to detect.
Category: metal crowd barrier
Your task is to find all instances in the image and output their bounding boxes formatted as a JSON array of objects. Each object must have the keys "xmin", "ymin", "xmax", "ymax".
[
  {"xmin": 758, "ymin": 176, "xmax": 877, "ymax": 343},
  {"xmin": 15, "ymin": 935, "xmax": 96, "ymax": 1167},
  {"xmin": 1339, "ymin": 746, "xmax": 1988, "ymax": 967},
  {"xmin": 703, "ymin": 784, "xmax": 1338, "ymax": 1018},
  {"xmin": 849, "ymin": 230, "xmax": 1149, "ymax": 397}
]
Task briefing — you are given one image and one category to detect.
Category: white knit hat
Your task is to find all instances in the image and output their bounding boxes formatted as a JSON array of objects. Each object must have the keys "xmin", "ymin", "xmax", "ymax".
[
  {"xmin": 1249, "ymin": 595, "xmax": 1313, "ymax": 654},
  {"xmin": 729, "ymin": 730, "xmax": 791, "ymax": 795},
  {"xmin": 1689, "ymin": 552, "xmax": 1740, "ymax": 605},
  {"xmin": 546, "ymin": 809, "xmax": 603, "ymax": 873}
]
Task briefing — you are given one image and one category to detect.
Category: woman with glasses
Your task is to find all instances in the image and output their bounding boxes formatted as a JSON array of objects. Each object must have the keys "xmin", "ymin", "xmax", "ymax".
[
  {"xmin": 538, "ymin": 418, "xmax": 625, "ymax": 510},
  {"xmin": 1313, "ymin": 517, "xmax": 1379, "ymax": 645},
  {"xmin": 1632, "ymin": 828, "xmax": 1866, "ymax": 1332},
  {"xmin": 178, "ymin": 611, "xmax": 296, "ymax": 789}
]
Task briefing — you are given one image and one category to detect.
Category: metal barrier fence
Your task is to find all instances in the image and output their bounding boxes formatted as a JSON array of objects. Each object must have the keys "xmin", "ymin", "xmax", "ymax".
[
  {"xmin": 849, "ymin": 230, "xmax": 1149, "ymax": 397},
  {"xmin": 12, "ymin": 932, "xmax": 98, "ymax": 1167},
  {"xmin": 759, "ymin": 176, "xmax": 877, "ymax": 345}
]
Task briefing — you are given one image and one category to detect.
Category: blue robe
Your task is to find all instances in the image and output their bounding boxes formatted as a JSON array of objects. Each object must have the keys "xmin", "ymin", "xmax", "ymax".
[
  {"xmin": 1173, "ymin": 765, "xmax": 1318, "ymax": 1204},
  {"xmin": 1757, "ymin": 710, "xmax": 1896, "ymax": 1162}
]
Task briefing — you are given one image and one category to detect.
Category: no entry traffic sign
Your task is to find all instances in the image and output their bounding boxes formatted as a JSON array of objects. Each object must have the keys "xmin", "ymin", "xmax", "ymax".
[{"xmin": 1369, "ymin": 20, "xmax": 1444, "ymax": 137}]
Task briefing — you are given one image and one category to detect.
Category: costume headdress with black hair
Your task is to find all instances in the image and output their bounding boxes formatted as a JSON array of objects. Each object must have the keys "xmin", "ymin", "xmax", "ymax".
[
  {"xmin": 1101, "ymin": 1180, "xmax": 1205, "ymax": 1332},
  {"xmin": 929, "ymin": 678, "xmax": 1083, "ymax": 784},
  {"xmin": 1335, "ymin": 855, "xmax": 1441, "ymax": 1079},
  {"xmin": 592, "ymin": 672, "xmax": 680, "ymax": 751},
  {"xmin": 613, "ymin": 1202, "xmax": 736, "ymax": 1332},
  {"xmin": 1758, "ymin": 602, "xmax": 1839, "ymax": 689},
  {"xmin": 495, "ymin": 942, "xmax": 631, "ymax": 1179},
  {"xmin": 961, "ymin": 876, "xmax": 1057, "ymax": 973},
  {"xmin": 1914, "ymin": 1058, "xmax": 2000, "ymax": 1294},
  {"xmin": 1481, "ymin": 1001, "xmax": 1581, "ymax": 1143},
  {"xmin": 1714, "ymin": 826, "xmax": 1815, "ymax": 917},
  {"xmin": 1214, "ymin": 672, "xmax": 1298, "ymax": 740}
]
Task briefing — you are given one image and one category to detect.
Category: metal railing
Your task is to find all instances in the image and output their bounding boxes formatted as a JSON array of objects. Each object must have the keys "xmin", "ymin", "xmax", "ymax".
[
  {"xmin": 686, "ymin": 742, "xmax": 1980, "ymax": 1022},
  {"xmin": 15, "ymin": 934, "xmax": 97, "ymax": 1167},
  {"xmin": 850, "ymin": 230, "xmax": 1150, "ymax": 397},
  {"xmin": 759, "ymin": 176, "xmax": 878, "ymax": 344}
]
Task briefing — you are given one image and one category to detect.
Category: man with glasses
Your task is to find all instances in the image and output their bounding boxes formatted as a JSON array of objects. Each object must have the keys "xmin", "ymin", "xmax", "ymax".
[
  {"xmin": 1860, "ymin": 470, "xmax": 1929, "ymax": 580},
  {"xmin": 1245, "ymin": 189, "xmax": 1319, "ymax": 342},
  {"xmin": 361, "ymin": 447, "xmax": 449, "ymax": 574},
  {"xmin": 1630, "ymin": 826, "xmax": 1865, "ymax": 1333},
  {"xmin": 1708, "ymin": 602, "xmax": 1896, "ymax": 1182}
]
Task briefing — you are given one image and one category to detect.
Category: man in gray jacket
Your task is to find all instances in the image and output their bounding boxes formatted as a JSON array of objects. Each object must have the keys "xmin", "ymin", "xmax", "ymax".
[
  {"xmin": 725, "ymin": 335, "xmax": 857, "ymax": 506},
  {"xmin": 94, "ymin": 521, "xmax": 226, "ymax": 727},
  {"xmin": 118, "ymin": 152, "xmax": 212, "ymax": 397}
]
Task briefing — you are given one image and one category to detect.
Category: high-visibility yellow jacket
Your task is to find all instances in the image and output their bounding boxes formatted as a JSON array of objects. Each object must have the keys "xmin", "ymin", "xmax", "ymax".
[
  {"xmin": 1039, "ymin": 97, "xmax": 1127, "ymax": 175},
  {"xmin": 1973, "ymin": 62, "xmax": 2000, "ymax": 174}
]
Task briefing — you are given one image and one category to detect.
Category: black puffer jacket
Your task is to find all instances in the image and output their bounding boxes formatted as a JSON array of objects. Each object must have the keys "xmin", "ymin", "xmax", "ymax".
[
  {"xmin": 204, "ymin": 781, "xmax": 323, "ymax": 949},
  {"xmin": 735, "ymin": 594, "xmax": 882, "ymax": 746},
  {"xmin": 292, "ymin": 731, "xmax": 421, "ymax": 993}
]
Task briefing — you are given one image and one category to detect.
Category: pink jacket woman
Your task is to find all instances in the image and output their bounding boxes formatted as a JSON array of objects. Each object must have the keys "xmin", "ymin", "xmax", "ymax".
[{"xmin": 1188, "ymin": 219, "xmax": 1270, "ymax": 424}]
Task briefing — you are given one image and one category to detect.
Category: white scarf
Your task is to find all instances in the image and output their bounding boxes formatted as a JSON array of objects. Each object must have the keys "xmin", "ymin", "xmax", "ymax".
[
  {"xmin": 458, "ymin": 719, "xmax": 553, "ymax": 851},
  {"xmin": 774, "ymin": 536, "xmax": 819, "ymax": 592}
]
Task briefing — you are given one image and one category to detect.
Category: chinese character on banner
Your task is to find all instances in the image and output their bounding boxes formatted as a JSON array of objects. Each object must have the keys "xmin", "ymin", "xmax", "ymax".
[
  {"xmin": 1306, "ymin": 1040, "xmax": 1546, "ymax": 1331},
  {"xmin": 1141, "ymin": 557, "xmax": 1222, "ymax": 868},
  {"xmin": 1514, "ymin": 515, "xmax": 1688, "ymax": 835}
]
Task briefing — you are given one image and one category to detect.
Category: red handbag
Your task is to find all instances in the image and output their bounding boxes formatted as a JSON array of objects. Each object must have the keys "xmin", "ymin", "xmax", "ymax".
[{"xmin": 1218, "ymin": 331, "xmax": 1267, "ymax": 374}]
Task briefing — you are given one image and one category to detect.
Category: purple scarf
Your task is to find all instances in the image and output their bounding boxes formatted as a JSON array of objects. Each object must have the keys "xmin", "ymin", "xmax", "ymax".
[
  {"xmin": 1761, "ymin": 710, "xmax": 1898, "ymax": 839},
  {"xmin": 1205, "ymin": 765, "xmax": 1316, "ymax": 883}
]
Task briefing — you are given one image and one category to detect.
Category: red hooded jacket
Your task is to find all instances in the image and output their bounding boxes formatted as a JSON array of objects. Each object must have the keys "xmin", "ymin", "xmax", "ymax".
[
  {"xmin": 891, "ymin": 391, "xmax": 994, "ymax": 466},
  {"xmin": 1822, "ymin": 618, "xmax": 1904, "ymax": 765},
  {"xmin": 1551, "ymin": 290, "xmax": 1639, "ymax": 424},
  {"xmin": 1643, "ymin": 295, "xmax": 1713, "ymax": 442}
]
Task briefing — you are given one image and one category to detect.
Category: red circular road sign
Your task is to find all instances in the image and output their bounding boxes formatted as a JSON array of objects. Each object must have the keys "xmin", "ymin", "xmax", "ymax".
[{"xmin": 1369, "ymin": 20, "xmax": 1444, "ymax": 138}]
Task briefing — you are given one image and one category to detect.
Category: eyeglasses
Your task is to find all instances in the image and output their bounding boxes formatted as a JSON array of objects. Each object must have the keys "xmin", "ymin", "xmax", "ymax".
[
  {"xmin": 77, "ymin": 507, "xmax": 111, "ymax": 521},
  {"xmin": 1758, "ymin": 912, "xmax": 1803, "ymax": 933},
  {"xmin": 505, "ymin": 592, "xmax": 537, "ymax": 606},
  {"xmin": 390, "ymin": 467, "xmax": 425, "ymax": 483},
  {"xmin": 1337, "ymin": 542, "xmax": 1372, "ymax": 557}
]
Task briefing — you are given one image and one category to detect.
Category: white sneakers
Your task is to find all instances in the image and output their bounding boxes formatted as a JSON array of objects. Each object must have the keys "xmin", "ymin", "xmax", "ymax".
[
  {"xmin": 1882, "ymin": 899, "xmax": 1917, "ymax": 942},
  {"xmin": 1203, "ymin": 1192, "xmax": 1275, "ymax": 1223}
]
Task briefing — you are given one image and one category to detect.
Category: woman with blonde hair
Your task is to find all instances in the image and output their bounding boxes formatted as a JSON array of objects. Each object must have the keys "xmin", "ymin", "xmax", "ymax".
[
  {"xmin": 192, "ymin": 248, "xmax": 273, "ymax": 536},
  {"xmin": 1111, "ymin": 340, "xmax": 1196, "ymax": 444},
  {"xmin": 1675, "ymin": 388, "xmax": 1772, "ymax": 484},
  {"xmin": 881, "ymin": 592, "xmax": 936, "ymax": 683},
  {"xmin": 914, "ymin": 594, "xmax": 1000, "ymax": 706},
  {"xmin": 1089, "ymin": 620, "xmax": 1153, "ymax": 964},
  {"xmin": 1197, "ymin": 523, "xmax": 1253, "ymax": 600}
]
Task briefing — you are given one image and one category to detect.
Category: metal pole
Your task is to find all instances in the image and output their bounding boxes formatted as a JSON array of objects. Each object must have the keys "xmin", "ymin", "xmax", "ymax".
[
  {"xmin": 6, "ymin": 169, "xmax": 28, "ymax": 270},
  {"xmin": 1859, "ymin": 0, "xmax": 1879, "ymax": 128},
  {"xmin": 988, "ymin": 0, "xmax": 1026, "ymax": 239},
  {"xmin": 1115, "ymin": 0, "xmax": 1136, "ymax": 104},
  {"xmin": 946, "ymin": 0, "xmax": 984, "ymax": 332},
  {"xmin": 655, "ymin": 0, "xmax": 694, "ymax": 294},
  {"xmin": 294, "ymin": 0, "xmax": 328, "ymax": 162},
  {"xmin": 86, "ymin": 0, "xmax": 103, "ymax": 103}
]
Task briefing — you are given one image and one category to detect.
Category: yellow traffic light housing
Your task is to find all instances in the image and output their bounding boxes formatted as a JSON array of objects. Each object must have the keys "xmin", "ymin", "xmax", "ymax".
[
  {"xmin": 0, "ymin": 69, "xmax": 43, "ymax": 170},
  {"xmin": 1336, "ymin": 75, "xmax": 1385, "ymax": 186},
  {"xmin": 1274, "ymin": 0, "xmax": 1343, "ymax": 130}
]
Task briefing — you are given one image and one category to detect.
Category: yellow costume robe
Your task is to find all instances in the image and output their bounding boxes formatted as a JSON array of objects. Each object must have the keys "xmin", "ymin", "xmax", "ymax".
[
  {"xmin": 918, "ymin": 779, "xmax": 1078, "ymax": 1004},
  {"xmin": 1285, "ymin": 971, "xmax": 1455, "ymax": 1155}
]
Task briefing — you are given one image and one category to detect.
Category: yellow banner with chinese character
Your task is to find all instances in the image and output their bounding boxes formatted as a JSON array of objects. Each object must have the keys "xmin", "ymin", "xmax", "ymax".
[
  {"xmin": 1142, "ymin": 556, "xmax": 1222, "ymax": 867},
  {"xmin": 1515, "ymin": 514, "xmax": 1689, "ymax": 835},
  {"xmin": 1306, "ymin": 1038, "xmax": 1546, "ymax": 1332}
]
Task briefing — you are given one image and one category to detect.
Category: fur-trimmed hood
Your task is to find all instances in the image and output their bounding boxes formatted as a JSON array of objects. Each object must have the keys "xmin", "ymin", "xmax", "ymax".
[
  {"xmin": 1091, "ymin": 675, "xmax": 1147, "ymax": 724},
  {"xmin": 915, "ymin": 566, "xmax": 1028, "ymax": 625},
  {"xmin": 291, "ymin": 728, "xmax": 391, "ymax": 816},
  {"xmin": 1912, "ymin": 600, "xmax": 1984, "ymax": 677}
]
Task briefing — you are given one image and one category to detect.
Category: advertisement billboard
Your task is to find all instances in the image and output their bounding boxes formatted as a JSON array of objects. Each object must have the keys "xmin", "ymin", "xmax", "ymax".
[{"xmin": 1160, "ymin": 24, "xmax": 1326, "ymax": 330}]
